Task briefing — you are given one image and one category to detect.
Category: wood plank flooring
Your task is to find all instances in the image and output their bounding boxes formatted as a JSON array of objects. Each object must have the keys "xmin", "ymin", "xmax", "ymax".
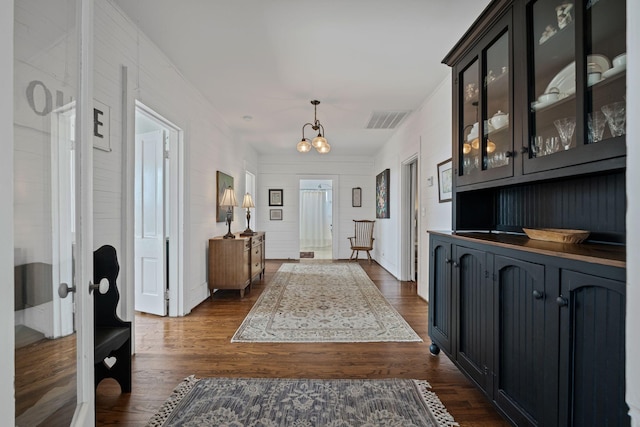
[{"xmin": 96, "ymin": 260, "xmax": 509, "ymax": 426}]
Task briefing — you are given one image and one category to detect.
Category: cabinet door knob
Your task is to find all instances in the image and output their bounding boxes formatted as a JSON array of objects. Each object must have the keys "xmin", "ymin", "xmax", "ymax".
[
  {"xmin": 452, "ymin": 261, "xmax": 459, "ymax": 268},
  {"xmin": 521, "ymin": 146, "xmax": 529, "ymax": 154},
  {"xmin": 532, "ymin": 289, "xmax": 544, "ymax": 299},
  {"xmin": 445, "ymin": 257, "xmax": 452, "ymax": 264},
  {"xmin": 505, "ymin": 150, "xmax": 515, "ymax": 158},
  {"xmin": 556, "ymin": 296, "xmax": 568, "ymax": 307}
]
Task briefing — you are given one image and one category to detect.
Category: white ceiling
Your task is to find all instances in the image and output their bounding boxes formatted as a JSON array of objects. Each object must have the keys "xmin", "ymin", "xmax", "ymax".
[{"xmin": 113, "ymin": 0, "xmax": 491, "ymax": 156}]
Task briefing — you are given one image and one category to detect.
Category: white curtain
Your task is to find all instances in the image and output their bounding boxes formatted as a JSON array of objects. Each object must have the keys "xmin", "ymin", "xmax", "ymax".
[{"xmin": 300, "ymin": 190, "xmax": 331, "ymax": 248}]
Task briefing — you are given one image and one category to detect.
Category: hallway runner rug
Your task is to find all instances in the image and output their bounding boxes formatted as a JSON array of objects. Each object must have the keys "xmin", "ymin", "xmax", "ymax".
[
  {"xmin": 231, "ymin": 262, "xmax": 422, "ymax": 343},
  {"xmin": 146, "ymin": 376, "xmax": 458, "ymax": 427}
]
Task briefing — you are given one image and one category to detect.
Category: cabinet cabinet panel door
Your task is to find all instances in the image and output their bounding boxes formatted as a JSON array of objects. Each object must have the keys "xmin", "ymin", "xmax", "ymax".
[
  {"xmin": 455, "ymin": 246, "xmax": 493, "ymax": 391},
  {"xmin": 493, "ymin": 256, "xmax": 549, "ymax": 427},
  {"xmin": 429, "ymin": 238, "xmax": 453, "ymax": 354},
  {"xmin": 559, "ymin": 270, "xmax": 629, "ymax": 427}
]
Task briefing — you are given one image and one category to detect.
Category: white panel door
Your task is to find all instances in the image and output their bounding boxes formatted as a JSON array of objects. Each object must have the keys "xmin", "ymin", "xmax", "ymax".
[{"xmin": 134, "ymin": 130, "xmax": 167, "ymax": 315}]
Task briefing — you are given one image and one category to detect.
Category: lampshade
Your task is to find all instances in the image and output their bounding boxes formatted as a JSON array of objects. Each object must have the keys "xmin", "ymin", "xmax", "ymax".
[
  {"xmin": 219, "ymin": 187, "xmax": 238, "ymax": 207},
  {"xmin": 241, "ymin": 193, "xmax": 255, "ymax": 208}
]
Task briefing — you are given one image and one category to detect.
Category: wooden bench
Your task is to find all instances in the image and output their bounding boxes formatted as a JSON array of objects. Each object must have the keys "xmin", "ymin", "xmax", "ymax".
[{"xmin": 93, "ymin": 245, "xmax": 131, "ymax": 392}]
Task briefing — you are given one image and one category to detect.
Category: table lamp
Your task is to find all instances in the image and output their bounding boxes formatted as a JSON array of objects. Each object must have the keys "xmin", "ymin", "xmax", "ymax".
[
  {"xmin": 219, "ymin": 186, "xmax": 238, "ymax": 239},
  {"xmin": 240, "ymin": 193, "xmax": 256, "ymax": 236}
]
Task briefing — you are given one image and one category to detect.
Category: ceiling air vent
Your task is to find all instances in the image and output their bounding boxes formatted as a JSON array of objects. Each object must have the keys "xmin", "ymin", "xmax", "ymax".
[{"xmin": 365, "ymin": 111, "xmax": 410, "ymax": 129}]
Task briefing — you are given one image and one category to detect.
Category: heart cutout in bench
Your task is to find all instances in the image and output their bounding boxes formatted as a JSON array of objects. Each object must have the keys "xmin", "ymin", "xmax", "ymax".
[{"xmin": 103, "ymin": 357, "xmax": 117, "ymax": 369}]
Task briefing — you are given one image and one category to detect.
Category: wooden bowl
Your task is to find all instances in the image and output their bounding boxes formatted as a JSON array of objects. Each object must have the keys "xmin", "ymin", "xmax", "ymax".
[{"xmin": 523, "ymin": 228, "xmax": 590, "ymax": 244}]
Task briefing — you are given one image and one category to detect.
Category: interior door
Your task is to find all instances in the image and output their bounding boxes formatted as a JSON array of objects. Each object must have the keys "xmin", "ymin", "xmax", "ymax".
[
  {"xmin": 134, "ymin": 130, "xmax": 167, "ymax": 315},
  {"xmin": 13, "ymin": 0, "xmax": 95, "ymax": 425}
]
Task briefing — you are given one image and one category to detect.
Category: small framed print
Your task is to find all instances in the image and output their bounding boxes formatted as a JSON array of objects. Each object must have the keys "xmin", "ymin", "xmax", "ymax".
[
  {"xmin": 437, "ymin": 158, "xmax": 453, "ymax": 203},
  {"xmin": 270, "ymin": 209, "xmax": 283, "ymax": 221},
  {"xmin": 352, "ymin": 187, "xmax": 362, "ymax": 207},
  {"xmin": 269, "ymin": 189, "xmax": 283, "ymax": 206}
]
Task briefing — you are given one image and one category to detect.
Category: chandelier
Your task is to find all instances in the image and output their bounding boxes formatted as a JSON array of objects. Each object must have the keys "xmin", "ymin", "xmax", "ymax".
[{"xmin": 296, "ymin": 100, "xmax": 331, "ymax": 154}]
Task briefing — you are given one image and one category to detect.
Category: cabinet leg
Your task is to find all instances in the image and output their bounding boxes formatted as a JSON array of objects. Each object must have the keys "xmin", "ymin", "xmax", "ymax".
[
  {"xmin": 429, "ymin": 343, "xmax": 440, "ymax": 356},
  {"xmin": 240, "ymin": 289, "xmax": 245, "ymax": 298}
]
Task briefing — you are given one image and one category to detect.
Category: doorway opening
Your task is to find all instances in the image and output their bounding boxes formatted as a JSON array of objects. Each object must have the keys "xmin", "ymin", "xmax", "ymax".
[
  {"xmin": 401, "ymin": 157, "xmax": 419, "ymax": 281},
  {"xmin": 299, "ymin": 179, "xmax": 333, "ymax": 260},
  {"xmin": 133, "ymin": 102, "xmax": 183, "ymax": 317}
]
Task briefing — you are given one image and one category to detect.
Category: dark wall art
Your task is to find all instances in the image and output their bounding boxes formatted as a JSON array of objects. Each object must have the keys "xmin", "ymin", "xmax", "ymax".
[{"xmin": 376, "ymin": 169, "xmax": 390, "ymax": 219}]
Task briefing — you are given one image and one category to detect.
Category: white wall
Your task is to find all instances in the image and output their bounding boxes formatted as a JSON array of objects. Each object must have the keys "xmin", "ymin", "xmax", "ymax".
[
  {"xmin": 94, "ymin": 0, "xmax": 258, "ymax": 313},
  {"xmin": 373, "ymin": 73, "xmax": 453, "ymax": 299},
  {"xmin": 626, "ymin": 0, "xmax": 640, "ymax": 424},
  {"xmin": 1, "ymin": 1, "xmax": 14, "ymax": 424},
  {"xmin": 257, "ymin": 155, "xmax": 375, "ymax": 260}
]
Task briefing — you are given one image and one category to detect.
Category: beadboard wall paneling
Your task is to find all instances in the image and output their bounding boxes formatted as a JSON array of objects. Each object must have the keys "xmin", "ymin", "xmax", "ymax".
[{"xmin": 497, "ymin": 171, "xmax": 626, "ymax": 242}]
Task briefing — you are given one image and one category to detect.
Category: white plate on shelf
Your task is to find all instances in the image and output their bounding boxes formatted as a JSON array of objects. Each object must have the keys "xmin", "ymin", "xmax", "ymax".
[
  {"xmin": 587, "ymin": 54, "xmax": 611, "ymax": 73},
  {"xmin": 545, "ymin": 62, "xmax": 576, "ymax": 96},
  {"xmin": 602, "ymin": 63, "xmax": 626, "ymax": 79},
  {"xmin": 531, "ymin": 93, "xmax": 569, "ymax": 111}
]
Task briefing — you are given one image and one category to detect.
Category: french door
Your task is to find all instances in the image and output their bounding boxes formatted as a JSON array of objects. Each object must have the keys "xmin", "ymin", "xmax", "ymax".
[{"xmin": 13, "ymin": 0, "xmax": 95, "ymax": 425}]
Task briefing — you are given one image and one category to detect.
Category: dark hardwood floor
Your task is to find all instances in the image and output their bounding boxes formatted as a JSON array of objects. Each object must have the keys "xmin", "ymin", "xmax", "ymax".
[{"xmin": 96, "ymin": 260, "xmax": 509, "ymax": 426}]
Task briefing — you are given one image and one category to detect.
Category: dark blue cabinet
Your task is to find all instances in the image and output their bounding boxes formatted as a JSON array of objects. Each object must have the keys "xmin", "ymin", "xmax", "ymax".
[{"xmin": 428, "ymin": 232, "xmax": 627, "ymax": 427}]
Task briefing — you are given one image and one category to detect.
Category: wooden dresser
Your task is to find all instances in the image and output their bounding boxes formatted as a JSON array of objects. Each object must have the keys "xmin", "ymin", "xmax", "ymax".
[{"xmin": 208, "ymin": 232, "xmax": 265, "ymax": 298}]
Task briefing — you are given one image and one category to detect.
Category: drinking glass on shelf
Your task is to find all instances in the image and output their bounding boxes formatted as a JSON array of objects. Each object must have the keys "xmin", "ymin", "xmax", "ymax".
[
  {"xmin": 554, "ymin": 117, "xmax": 576, "ymax": 150},
  {"xmin": 532, "ymin": 135, "xmax": 545, "ymax": 157},
  {"xmin": 601, "ymin": 101, "xmax": 626, "ymax": 137},
  {"xmin": 546, "ymin": 136, "xmax": 560, "ymax": 154},
  {"xmin": 587, "ymin": 111, "xmax": 606, "ymax": 143}
]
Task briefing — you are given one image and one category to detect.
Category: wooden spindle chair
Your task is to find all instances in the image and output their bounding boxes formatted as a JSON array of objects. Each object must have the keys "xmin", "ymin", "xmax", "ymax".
[{"xmin": 347, "ymin": 220, "xmax": 375, "ymax": 263}]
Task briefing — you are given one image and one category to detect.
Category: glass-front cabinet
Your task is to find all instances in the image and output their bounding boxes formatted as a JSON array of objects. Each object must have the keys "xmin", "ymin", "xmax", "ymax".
[
  {"xmin": 524, "ymin": 0, "xmax": 626, "ymax": 174},
  {"xmin": 451, "ymin": 0, "xmax": 626, "ymax": 187},
  {"xmin": 457, "ymin": 12, "xmax": 513, "ymax": 187}
]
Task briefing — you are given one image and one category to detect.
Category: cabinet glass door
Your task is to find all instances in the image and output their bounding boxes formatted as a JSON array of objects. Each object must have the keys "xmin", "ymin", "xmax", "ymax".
[
  {"xmin": 461, "ymin": 59, "xmax": 480, "ymax": 177},
  {"xmin": 457, "ymin": 12, "xmax": 512, "ymax": 188},
  {"xmin": 528, "ymin": 0, "xmax": 576, "ymax": 158},
  {"xmin": 483, "ymin": 31, "xmax": 510, "ymax": 171},
  {"xmin": 584, "ymin": 0, "xmax": 626, "ymax": 145}
]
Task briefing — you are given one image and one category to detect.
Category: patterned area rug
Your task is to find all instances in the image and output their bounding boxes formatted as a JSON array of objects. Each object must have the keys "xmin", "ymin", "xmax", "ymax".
[
  {"xmin": 146, "ymin": 377, "xmax": 458, "ymax": 427},
  {"xmin": 231, "ymin": 263, "xmax": 422, "ymax": 343}
]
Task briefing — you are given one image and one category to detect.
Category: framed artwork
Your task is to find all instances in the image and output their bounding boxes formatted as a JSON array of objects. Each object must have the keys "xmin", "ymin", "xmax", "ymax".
[
  {"xmin": 376, "ymin": 169, "xmax": 390, "ymax": 219},
  {"xmin": 216, "ymin": 171, "xmax": 234, "ymax": 222},
  {"xmin": 270, "ymin": 209, "xmax": 283, "ymax": 220},
  {"xmin": 437, "ymin": 158, "xmax": 453, "ymax": 203},
  {"xmin": 352, "ymin": 187, "xmax": 362, "ymax": 207},
  {"xmin": 269, "ymin": 189, "xmax": 283, "ymax": 206}
]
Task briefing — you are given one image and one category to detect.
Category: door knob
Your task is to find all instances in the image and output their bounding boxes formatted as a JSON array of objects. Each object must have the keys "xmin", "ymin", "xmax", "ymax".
[
  {"xmin": 58, "ymin": 283, "xmax": 76, "ymax": 299},
  {"xmin": 89, "ymin": 278, "xmax": 109, "ymax": 295}
]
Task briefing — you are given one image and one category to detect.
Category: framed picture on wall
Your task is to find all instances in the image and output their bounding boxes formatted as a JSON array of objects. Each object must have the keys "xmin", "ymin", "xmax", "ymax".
[
  {"xmin": 216, "ymin": 171, "xmax": 234, "ymax": 222},
  {"xmin": 352, "ymin": 187, "xmax": 362, "ymax": 207},
  {"xmin": 270, "ymin": 209, "xmax": 283, "ymax": 220},
  {"xmin": 437, "ymin": 158, "xmax": 453, "ymax": 203},
  {"xmin": 269, "ymin": 189, "xmax": 283, "ymax": 206},
  {"xmin": 376, "ymin": 169, "xmax": 390, "ymax": 218}
]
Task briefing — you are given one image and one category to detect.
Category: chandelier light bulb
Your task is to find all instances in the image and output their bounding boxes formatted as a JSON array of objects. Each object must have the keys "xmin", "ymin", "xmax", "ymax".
[
  {"xmin": 316, "ymin": 142, "xmax": 331, "ymax": 154},
  {"xmin": 297, "ymin": 139, "xmax": 312, "ymax": 153},
  {"xmin": 312, "ymin": 134, "xmax": 327, "ymax": 149},
  {"xmin": 463, "ymin": 143, "xmax": 472, "ymax": 154}
]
